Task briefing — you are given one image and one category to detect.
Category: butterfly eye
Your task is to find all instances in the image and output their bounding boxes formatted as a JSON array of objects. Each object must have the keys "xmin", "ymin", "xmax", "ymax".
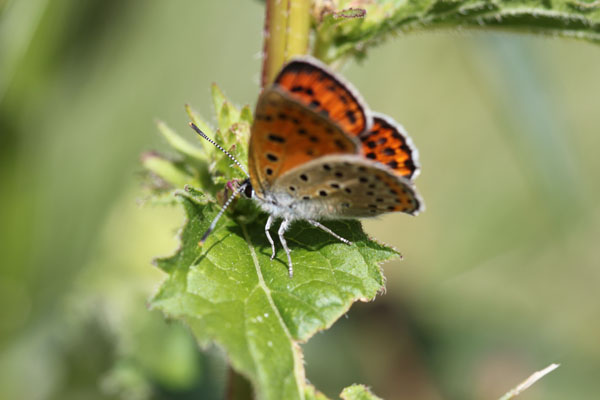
[{"xmin": 244, "ymin": 183, "xmax": 253, "ymax": 198}]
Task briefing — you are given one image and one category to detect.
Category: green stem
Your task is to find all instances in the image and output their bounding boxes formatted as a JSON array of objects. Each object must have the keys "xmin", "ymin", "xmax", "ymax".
[{"xmin": 261, "ymin": 0, "xmax": 311, "ymax": 88}]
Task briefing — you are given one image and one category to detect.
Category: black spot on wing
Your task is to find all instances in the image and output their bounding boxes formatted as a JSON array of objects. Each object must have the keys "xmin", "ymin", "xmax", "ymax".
[
  {"xmin": 334, "ymin": 139, "xmax": 348, "ymax": 151},
  {"xmin": 346, "ymin": 110, "xmax": 357, "ymax": 124},
  {"xmin": 267, "ymin": 133, "xmax": 285, "ymax": 143}
]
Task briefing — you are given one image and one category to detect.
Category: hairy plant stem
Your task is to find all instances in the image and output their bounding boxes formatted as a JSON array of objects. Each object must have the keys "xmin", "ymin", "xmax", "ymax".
[{"xmin": 261, "ymin": 0, "xmax": 311, "ymax": 88}]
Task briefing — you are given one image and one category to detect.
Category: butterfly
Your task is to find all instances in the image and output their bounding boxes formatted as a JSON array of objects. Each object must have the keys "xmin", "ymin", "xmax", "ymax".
[{"xmin": 191, "ymin": 56, "xmax": 423, "ymax": 277}]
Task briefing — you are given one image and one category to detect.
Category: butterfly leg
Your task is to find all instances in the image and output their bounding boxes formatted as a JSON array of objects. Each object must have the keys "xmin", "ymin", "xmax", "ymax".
[
  {"xmin": 264, "ymin": 215, "xmax": 277, "ymax": 260},
  {"xmin": 307, "ymin": 220, "xmax": 353, "ymax": 246},
  {"xmin": 277, "ymin": 218, "xmax": 294, "ymax": 278}
]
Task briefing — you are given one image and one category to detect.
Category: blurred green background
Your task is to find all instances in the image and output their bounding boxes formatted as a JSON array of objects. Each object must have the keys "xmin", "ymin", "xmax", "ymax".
[{"xmin": 1, "ymin": 0, "xmax": 599, "ymax": 399}]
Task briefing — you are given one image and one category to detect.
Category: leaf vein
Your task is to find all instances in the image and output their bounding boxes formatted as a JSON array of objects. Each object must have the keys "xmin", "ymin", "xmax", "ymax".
[{"xmin": 241, "ymin": 223, "xmax": 305, "ymax": 400}]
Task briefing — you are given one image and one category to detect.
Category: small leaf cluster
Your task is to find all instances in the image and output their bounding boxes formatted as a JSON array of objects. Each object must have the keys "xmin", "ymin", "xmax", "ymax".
[{"xmin": 141, "ymin": 84, "xmax": 252, "ymax": 204}]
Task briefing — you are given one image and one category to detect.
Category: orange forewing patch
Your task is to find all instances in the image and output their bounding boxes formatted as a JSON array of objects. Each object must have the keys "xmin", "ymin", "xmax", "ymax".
[
  {"xmin": 273, "ymin": 59, "xmax": 368, "ymax": 137},
  {"xmin": 248, "ymin": 88, "xmax": 358, "ymax": 194}
]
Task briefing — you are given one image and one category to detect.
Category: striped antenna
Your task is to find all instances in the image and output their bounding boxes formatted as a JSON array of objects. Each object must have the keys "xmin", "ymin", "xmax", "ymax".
[
  {"xmin": 189, "ymin": 123, "xmax": 249, "ymax": 177},
  {"xmin": 199, "ymin": 180, "xmax": 249, "ymax": 245}
]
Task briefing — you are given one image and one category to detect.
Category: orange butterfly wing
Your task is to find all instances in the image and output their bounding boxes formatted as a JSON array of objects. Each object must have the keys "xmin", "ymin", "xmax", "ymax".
[
  {"xmin": 359, "ymin": 113, "xmax": 420, "ymax": 180},
  {"xmin": 273, "ymin": 57, "xmax": 370, "ymax": 137},
  {"xmin": 248, "ymin": 87, "xmax": 359, "ymax": 195}
]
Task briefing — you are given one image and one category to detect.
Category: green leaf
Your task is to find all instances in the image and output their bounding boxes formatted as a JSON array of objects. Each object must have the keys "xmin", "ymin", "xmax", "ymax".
[
  {"xmin": 212, "ymin": 83, "xmax": 241, "ymax": 136},
  {"xmin": 211, "ymin": 82, "xmax": 227, "ymax": 120},
  {"xmin": 340, "ymin": 384, "xmax": 383, "ymax": 400},
  {"xmin": 240, "ymin": 104, "xmax": 254, "ymax": 125},
  {"xmin": 313, "ymin": 0, "xmax": 600, "ymax": 63},
  {"xmin": 304, "ymin": 384, "xmax": 330, "ymax": 400},
  {"xmin": 141, "ymin": 152, "xmax": 195, "ymax": 190},
  {"xmin": 150, "ymin": 191, "xmax": 396, "ymax": 399},
  {"xmin": 157, "ymin": 120, "xmax": 207, "ymax": 163}
]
